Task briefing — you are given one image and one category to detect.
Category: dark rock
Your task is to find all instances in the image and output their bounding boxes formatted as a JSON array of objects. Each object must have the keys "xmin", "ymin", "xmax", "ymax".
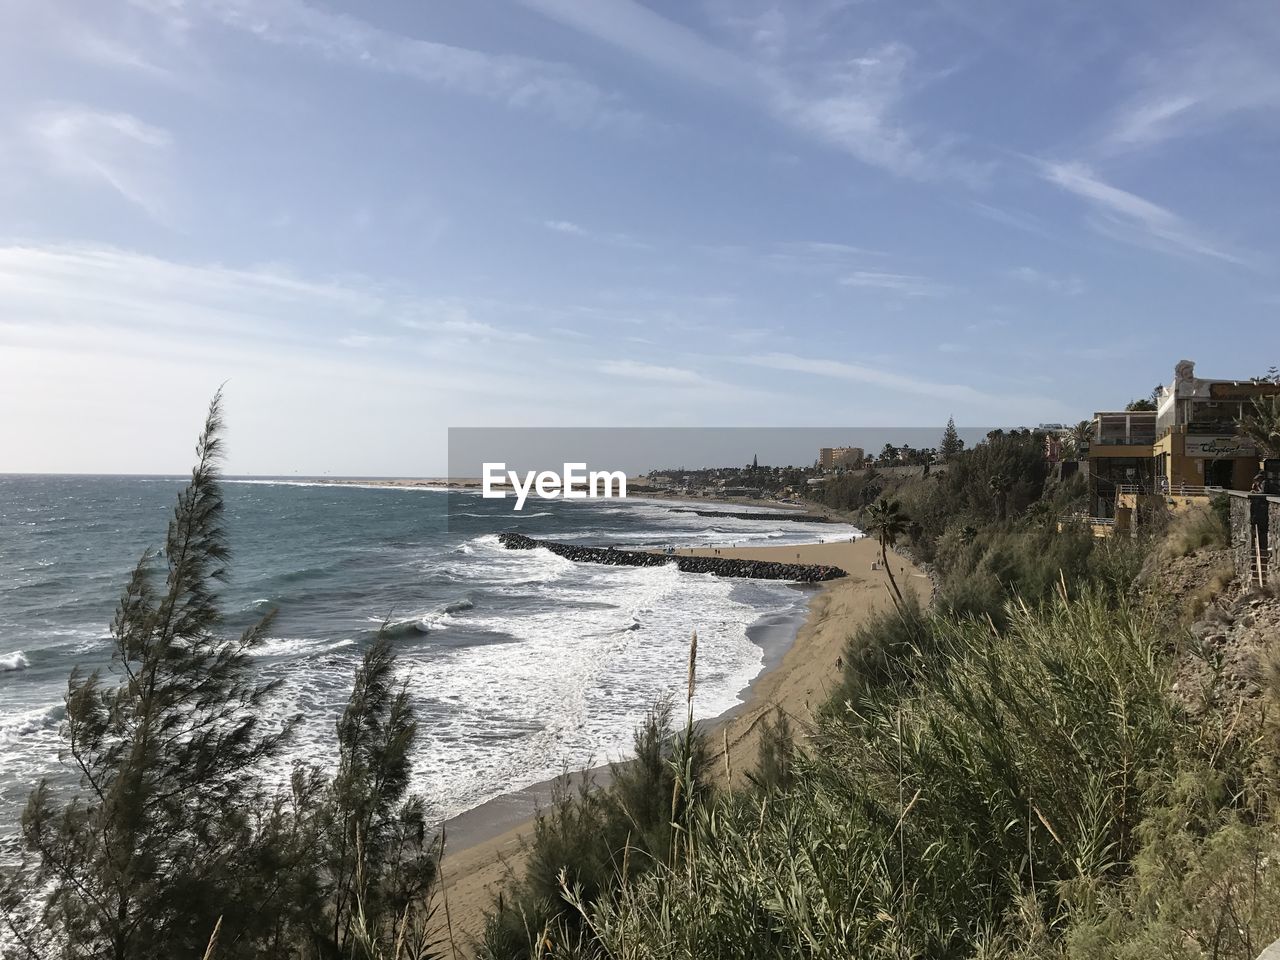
[
  {"xmin": 497, "ymin": 533, "xmax": 847, "ymax": 582},
  {"xmin": 668, "ymin": 508, "xmax": 836, "ymax": 524}
]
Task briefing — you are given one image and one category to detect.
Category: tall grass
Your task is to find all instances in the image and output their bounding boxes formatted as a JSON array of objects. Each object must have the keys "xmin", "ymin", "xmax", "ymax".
[
  {"xmin": 1163, "ymin": 502, "xmax": 1230, "ymax": 559},
  {"xmin": 567, "ymin": 589, "xmax": 1269, "ymax": 959},
  {"xmin": 477, "ymin": 695, "xmax": 710, "ymax": 958}
]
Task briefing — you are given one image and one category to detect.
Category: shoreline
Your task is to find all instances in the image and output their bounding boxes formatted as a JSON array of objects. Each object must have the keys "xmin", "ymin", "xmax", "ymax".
[
  {"xmin": 439, "ymin": 592, "xmax": 812, "ymax": 853},
  {"xmin": 433, "ymin": 537, "xmax": 928, "ymax": 946}
]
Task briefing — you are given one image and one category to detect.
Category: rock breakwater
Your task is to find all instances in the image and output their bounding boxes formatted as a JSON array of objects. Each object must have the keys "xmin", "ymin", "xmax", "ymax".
[
  {"xmin": 497, "ymin": 533, "xmax": 846, "ymax": 582},
  {"xmin": 668, "ymin": 508, "xmax": 835, "ymax": 523}
]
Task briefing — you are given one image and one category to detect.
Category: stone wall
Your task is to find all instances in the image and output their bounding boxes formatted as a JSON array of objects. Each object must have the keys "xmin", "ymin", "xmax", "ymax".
[
  {"xmin": 1271, "ymin": 496, "xmax": 1280, "ymax": 585},
  {"xmin": 1228, "ymin": 492, "xmax": 1276, "ymax": 586}
]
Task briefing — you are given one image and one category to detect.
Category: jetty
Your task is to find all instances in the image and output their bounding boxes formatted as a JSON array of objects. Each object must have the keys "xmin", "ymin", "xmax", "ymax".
[
  {"xmin": 497, "ymin": 532, "xmax": 846, "ymax": 582},
  {"xmin": 667, "ymin": 508, "xmax": 835, "ymax": 523}
]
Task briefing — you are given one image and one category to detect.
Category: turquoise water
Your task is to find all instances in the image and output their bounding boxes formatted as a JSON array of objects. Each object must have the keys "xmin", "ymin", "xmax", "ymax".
[{"xmin": 0, "ymin": 476, "xmax": 853, "ymax": 836}]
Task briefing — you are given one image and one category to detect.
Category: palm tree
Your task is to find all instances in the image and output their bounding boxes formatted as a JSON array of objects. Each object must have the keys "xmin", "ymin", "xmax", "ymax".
[
  {"xmin": 1238, "ymin": 394, "xmax": 1280, "ymax": 458},
  {"xmin": 866, "ymin": 497, "xmax": 910, "ymax": 604},
  {"xmin": 1068, "ymin": 420, "xmax": 1092, "ymax": 460},
  {"xmin": 988, "ymin": 472, "xmax": 1013, "ymax": 521}
]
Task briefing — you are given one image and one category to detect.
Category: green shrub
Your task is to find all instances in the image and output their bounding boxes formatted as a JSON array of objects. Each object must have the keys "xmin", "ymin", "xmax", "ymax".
[
  {"xmin": 581, "ymin": 590, "xmax": 1189, "ymax": 959},
  {"xmin": 478, "ymin": 698, "xmax": 709, "ymax": 958}
]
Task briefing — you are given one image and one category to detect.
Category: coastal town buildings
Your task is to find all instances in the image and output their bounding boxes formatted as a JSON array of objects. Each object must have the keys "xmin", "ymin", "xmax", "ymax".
[{"xmin": 819, "ymin": 446, "xmax": 864, "ymax": 470}]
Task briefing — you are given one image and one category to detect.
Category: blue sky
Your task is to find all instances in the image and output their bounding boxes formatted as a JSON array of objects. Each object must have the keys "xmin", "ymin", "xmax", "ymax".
[{"xmin": 1, "ymin": 0, "xmax": 1278, "ymax": 474}]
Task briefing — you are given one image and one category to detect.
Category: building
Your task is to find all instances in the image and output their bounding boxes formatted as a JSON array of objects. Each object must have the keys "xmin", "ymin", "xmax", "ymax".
[
  {"xmin": 1085, "ymin": 360, "xmax": 1280, "ymax": 527},
  {"xmin": 1153, "ymin": 360, "xmax": 1275, "ymax": 492},
  {"xmin": 818, "ymin": 446, "xmax": 865, "ymax": 471},
  {"xmin": 1086, "ymin": 410, "xmax": 1157, "ymax": 519}
]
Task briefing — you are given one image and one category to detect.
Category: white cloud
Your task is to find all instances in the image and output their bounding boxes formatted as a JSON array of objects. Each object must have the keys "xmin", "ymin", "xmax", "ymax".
[
  {"xmin": 0, "ymin": 243, "xmax": 557, "ymax": 359},
  {"xmin": 541, "ymin": 218, "xmax": 650, "ymax": 249},
  {"xmin": 62, "ymin": 26, "xmax": 177, "ymax": 78},
  {"xmin": 0, "ymin": 243, "xmax": 807, "ymax": 470},
  {"xmin": 399, "ymin": 304, "xmax": 538, "ymax": 343},
  {"xmin": 1038, "ymin": 161, "xmax": 1251, "ymax": 267},
  {"xmin": 28, "ymin": 106, "xmax": 173, "ymax": 221},
  {"xmin": 839, "ymin": 270, "xmax": 945, "ymax": 297},
  {"xmin": 1101, "ymin": 20, "xmax": 1280, "ymax": 153},
  {"xmin": 969, "ymin": 201, "xmax": 1055, "ymax": 241},
  {"xmin": 598, "ymin": 359, "xmax": 708, "ymax": 385},
  {"xmin": 140, "ymin": 0, "xmax": 640, "ymax": 129},
  {"xmin": 738, "ymin": 352, "xmax": 1039, "ymax": 407},
  {"xmin": 544, "ymin": 219, "xmax": 587, "ymax": 235},
  {"xmin": 515, "ymin": 0, "xmax": 968, "ymax": 179},
  {"xmin": 760, "ymin": 240, "xmax": 883, "ymax": 274},
  {"xmin": 1009, "ymin": 266, "xmax": 1084, "ymax": 296}
]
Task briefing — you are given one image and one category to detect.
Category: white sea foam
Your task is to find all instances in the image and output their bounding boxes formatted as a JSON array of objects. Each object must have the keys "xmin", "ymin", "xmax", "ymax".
[
  {"xmin": 0, "ymin": 703, "xmax": 63, "ymax": 740},
  {"xmin": 257, "ymin": 532, "xmax": 798, "ymax": 824},
  {"xmin": 252, "ymin": 636, "xmax": 327, "ymax": 658},
  {"xmin": 1, "ymin": 488, "xmax": 822, "ymax": 851},
  {"xmin": 224, "ymin": 479, "xmax": 450, "ymax": 493},
  {"xmin": 0, "ymin": 652, "xmax": 29, "ymax": 673}
]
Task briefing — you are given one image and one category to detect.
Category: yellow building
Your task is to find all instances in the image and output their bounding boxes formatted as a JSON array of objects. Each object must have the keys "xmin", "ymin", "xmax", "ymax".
[
  {"xmin": 1152, "ymin": 360, "xmax": 1274, "ymax": 492},
  {"xmin": 1085, "ymin": 360, "xmax": 1279, "ymax": 529}
]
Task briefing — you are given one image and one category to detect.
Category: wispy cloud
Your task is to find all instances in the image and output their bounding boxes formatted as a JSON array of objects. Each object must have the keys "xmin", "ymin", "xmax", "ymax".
[
  {"xmin": 544, "ymin": 219, "xmax": 588, "ymax": 236},
  {"xmin": 1100, "ymin": 18, "xmax": 1280, "ymax": 153},
  {"xmin": 1038, "ymin": 161, "xmax": 1252, "ymax": 267},
  {"xmin": 61, "ymin": 26, "xmax": 177, "ymax": 79},
  {"xmin": 135, "ymin": 0, "xmax": 641, "ymax": 129},
  {"xmin": 761, "ymin": 240, "xmax": 884, "ymax": 274},
  {"xmin": 738, "ymin": 352, "xmax": 1027, "ymax": 405},
  {"xmin": 598, "ymin": 359, "xmax": 709, "ymax": 385},
  {"xmin": 969, "ymin": 201, "xmax": 1055, "ymax": 241},
  {"xmin": 28, "ymin": 106, "xmax": 173, "ymax": 221},
  {"xmin": 0, "ymin": 243, "xmax": 547, "ymax": 357},
  {"xmin": 542, "ymin": 219, "xmax": 649, "ymax": 248},
  {"xmin": 1009, "ymin": 266, "xmax": 1084, "ymax": 296},
  {"xmin": 840, "ymin": 270, "xmax": 946, "ymax": 297},
  {"xmin": 516, "ymin": 0, "xmax": 970, "ymax": 179}
]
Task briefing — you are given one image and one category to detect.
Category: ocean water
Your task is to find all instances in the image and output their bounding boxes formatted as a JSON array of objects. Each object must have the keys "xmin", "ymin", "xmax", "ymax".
[{"xmin": 0, "ymin": 476, "xmax": 857, "ymax": 838}]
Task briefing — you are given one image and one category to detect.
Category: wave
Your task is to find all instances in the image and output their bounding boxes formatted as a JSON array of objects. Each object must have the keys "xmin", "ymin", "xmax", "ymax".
[
  {"xmin": 382, "ymin": 597, "xmax": 476, "ymax": 638},
  {"xmin": 458, "ymin": 510, "xmax": 550, "ymax": 519},
  {"xmin": 224, "ymin": 479, "xmax": 449, "ymax": 493},
  {"xmin": 0, "ymin": 651, "xmax": 29, "ymax": 672},
  {"xmin": 0, "ymin": 703, "xmax": 64, "ymax": 740},
  {"xmin": 383, "ymin": 617, "xmax": 434, "ymax": 638}
]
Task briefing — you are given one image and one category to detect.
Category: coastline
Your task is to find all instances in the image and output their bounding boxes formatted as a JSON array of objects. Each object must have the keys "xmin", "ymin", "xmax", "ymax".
[{"xmin": 433, "ymin": 536, "xmax": 929, "ymax": 947}]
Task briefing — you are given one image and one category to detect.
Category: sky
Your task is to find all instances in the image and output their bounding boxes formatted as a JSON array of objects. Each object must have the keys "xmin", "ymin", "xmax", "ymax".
[{"xmin": 1, "ymin": 0, "xmax": 1278, "ymax": 475}]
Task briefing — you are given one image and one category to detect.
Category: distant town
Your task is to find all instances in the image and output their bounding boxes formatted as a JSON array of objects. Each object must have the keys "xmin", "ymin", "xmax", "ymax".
[
  {"xmin": 636, "ymin": 360, "xmax": 1280, "ymax": 538},
  {"xmin": 635, "ymin": 424, "xmax": 1054, "ymax": 503}
]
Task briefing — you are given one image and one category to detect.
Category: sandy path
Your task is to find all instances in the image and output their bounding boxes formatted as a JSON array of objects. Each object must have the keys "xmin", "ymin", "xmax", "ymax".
[{"xmin": 431, "ymin": 537, "xmax": 928, "ymax": 952}]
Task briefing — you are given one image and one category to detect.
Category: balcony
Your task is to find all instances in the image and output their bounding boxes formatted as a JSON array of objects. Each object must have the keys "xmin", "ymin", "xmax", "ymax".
[{"xmin": 1093, "ymin": 436, "xmax": 1156, "ymax": 446}]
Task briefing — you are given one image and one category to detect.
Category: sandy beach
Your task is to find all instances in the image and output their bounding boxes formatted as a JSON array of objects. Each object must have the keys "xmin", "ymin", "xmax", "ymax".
[{"xmin": 432, "ymin": 536, "xmax": 929, "ymax": 949}]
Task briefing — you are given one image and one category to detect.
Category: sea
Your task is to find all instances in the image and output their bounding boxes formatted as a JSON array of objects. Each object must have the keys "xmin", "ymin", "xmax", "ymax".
[{"xmin": 0, "ymin": 476, "xmax": 858, "ymax": 843}]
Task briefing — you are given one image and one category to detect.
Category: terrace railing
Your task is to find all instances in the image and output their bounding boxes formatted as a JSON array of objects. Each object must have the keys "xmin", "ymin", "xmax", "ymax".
[
  {"xmin": 1155, "ymin": 479, "xmax": 1226, "ymax": 497},
  {"xmin": 1059, "ymin": 513, "xmax": 1116, "ymax": 527}
]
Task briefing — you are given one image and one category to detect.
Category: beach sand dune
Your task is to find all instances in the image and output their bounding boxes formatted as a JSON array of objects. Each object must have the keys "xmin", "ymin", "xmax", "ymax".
[{"xmin": 434, "ymin": 537, "xmax": 928, "ymax": 949}]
